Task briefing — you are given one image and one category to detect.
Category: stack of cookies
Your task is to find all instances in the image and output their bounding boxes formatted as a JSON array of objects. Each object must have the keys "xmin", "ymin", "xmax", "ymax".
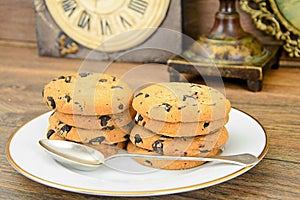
[
  {"xmin": 42, "ymin": 72, "xmax": 135, "ymax": 149},
  {"xmin": 127, "ymin": 82, "xmax": 231, "ymax": 170}
]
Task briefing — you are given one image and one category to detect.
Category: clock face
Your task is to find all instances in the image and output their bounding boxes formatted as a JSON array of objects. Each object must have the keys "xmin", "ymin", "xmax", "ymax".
[{"xmin": 45, "ymin": 0, "xmax": 170, "ymax": 52}]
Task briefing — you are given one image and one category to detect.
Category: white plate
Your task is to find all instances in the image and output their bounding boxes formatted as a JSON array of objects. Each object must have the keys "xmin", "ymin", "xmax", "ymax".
[{"xmin": 6, "ymin": 108, "xmax": 268, "ymax": 197}]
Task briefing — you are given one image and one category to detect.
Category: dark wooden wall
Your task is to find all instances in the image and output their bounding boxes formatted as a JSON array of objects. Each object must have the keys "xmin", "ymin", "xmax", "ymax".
[{"xmin": 0, "ymin": 0, "xmax": 298, "ymax": 66}]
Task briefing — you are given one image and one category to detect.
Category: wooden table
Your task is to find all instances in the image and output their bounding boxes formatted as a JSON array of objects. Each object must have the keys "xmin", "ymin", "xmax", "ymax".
[{"xmin": 1, "ymin": 44, "xmax": 299, "ymax": 199}]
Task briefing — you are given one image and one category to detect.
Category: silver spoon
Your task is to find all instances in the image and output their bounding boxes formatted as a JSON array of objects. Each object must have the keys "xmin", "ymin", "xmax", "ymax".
[{"xmin": 39, "ymin": 139, "xmax": 258, "ymax": 171}]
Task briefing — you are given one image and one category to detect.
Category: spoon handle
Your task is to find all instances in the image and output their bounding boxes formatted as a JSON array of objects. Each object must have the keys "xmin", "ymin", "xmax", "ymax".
[{"xmin": 106, "ymin": 153, "xmax": 258, "ymax": 167}]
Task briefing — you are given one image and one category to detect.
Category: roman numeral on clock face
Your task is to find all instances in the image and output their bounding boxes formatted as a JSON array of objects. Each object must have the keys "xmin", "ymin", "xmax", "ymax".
[
  {"xmin": 128, "ymin": 0, "xmax": 148, "ymax": 15},
  {"xmin": 77, "ymin": 11, "xmax": 90, "ymax": 30},
  {"xmin": 62, "ymin": 0, "xmax": 77, "ymax": 17},
  {"xmin": 120, "ymin": 15, "xmax": 132, "ymax": 29},
  {"xmin": 100, "ymin": 19, "xmax": 112, "ymax": 35}
]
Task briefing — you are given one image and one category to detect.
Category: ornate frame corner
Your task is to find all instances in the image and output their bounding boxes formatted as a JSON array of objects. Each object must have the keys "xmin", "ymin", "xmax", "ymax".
[{"xmin": 240, "ymin": 0, "xmax": 300, "ymax": 57}]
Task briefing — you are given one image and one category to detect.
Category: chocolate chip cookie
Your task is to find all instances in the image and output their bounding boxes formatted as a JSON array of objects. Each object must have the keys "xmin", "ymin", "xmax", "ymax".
[
  {"xmin": 48, "ymin": 112, "xmax": 132, "ymax": 144},
  {"xmin": 43, "ymin": 73, "xmax": 133, "ymax": 115},
  {"xmin": 135, "ymin": 113, "xmax": 228, "ymax": 137},
  {"xmin": 129, "ymin": 125, "xmax": 228, "ymax": 156},
  {"xmin": 126, "ymin": 142, "xmax": 220, "ymax": 170},
  {"xmin": 54, "ymin": 107, "xmax": 136, "ymax": 130},
  {"xmin": 132, "ymin": 82, "xmax": 231, "ymax": 122},
  {"xmin": 47, "ymin": 131, "xmax": 127, "ymax": 153}
]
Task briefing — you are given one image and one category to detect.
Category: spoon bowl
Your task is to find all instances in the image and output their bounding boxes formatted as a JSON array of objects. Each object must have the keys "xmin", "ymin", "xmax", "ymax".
[
  {"xmin": 39, "ymin": 139, "xmax": 105, "ymax": 170},
  {"xmin": 39, "ymin": 139, "xmax": 259, "ymax": 171}
]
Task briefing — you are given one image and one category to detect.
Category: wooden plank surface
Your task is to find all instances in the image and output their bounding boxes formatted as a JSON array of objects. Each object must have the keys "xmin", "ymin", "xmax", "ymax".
[{"xmin": 0, "ymin": 44, "xmax": 299, "ymax": 199}]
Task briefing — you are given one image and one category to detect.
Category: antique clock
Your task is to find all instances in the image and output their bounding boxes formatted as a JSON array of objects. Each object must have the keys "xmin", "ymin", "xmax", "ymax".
[{"xmin": 34, "ymin": 0, "xmax": 182, "ymax": 62}]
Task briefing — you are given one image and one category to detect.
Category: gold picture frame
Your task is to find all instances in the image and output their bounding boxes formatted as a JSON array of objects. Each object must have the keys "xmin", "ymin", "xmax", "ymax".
[{"xmin": 240, "ymin": 0, "xmax": 300, "ymax": 57}]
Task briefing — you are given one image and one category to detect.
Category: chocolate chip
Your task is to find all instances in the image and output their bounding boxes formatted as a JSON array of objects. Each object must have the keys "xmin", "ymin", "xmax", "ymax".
[
  {"xmin": 79, "ymin": 72, "xmax": 90, "ymax": 77},
  {"xmin": 118, "ymin": 104, "xmax": 124, "ymax": 110},
  {"xmin": 199, "ymin": 144, "xmax": 205, "ymax": 148},
  {"xmin": 183, "ymin": 93, "xmax": 198, "ymax": 101},
  {"xmin": 102, "ymin": 125, "xmax": 115, "ymax": 130},
  {"xmin": 112, "ymin": 76, "xmax": 117, "ymax": 81},
  {"xmin": 178, "ymin": 105, "xmax": 186, "ymax": 110},
  {"xmin": 203, "ymin": 122, "xmax": 210, "ymax": 129},
  {"xmin": 162, "ymin": 103, "xmax": 171, "ymax": 112},
  {"xmin": 123, "ymin": 134, "xmax": 130, "ymax": 140},
  {"xmin": 99, "ymin": 115, "xmax": 111, "ymax": 126},
  {"xmin": 145, "ymin": 160, "xmax": 152, "ymax": 166},
  {"xmin": 142, "ymin": 121, "xmax": 146, "ymax": 127},
  {"xmin": 137, "ymin": 114, "xmax": 143, "ymax": 122},
  {"xmin": 64, "ymin": 95, "xmax": 71, "ymax": 103},
  {"xmin": 190, "ymin": 84, "xmax": 202, "ymax": 88},
  {"xmin": 152, "ymin": 140, "xmax": 164, "ymax": 154},
  {"xmin": 161, "ymin": 135, "xmax": 172, "ymax": 139},
  {"xmin": 65, "ymin": 76, "xmax": 72, "ymax": 83},
  {"xmin": 144, "ymin": 93, "xmax": 150, "ymax": 98},
  {"xmin": 200, "ymin": 149, "xmax": 211, "ymax": 153},
  {"xmin": 73, "ymin": 101, "xmax": 83, "ymax": 112},
  {"xmin": 111, "ymin": 86, "xmax": 123, "ymax": 89},
  {"xmin": 57, "ymin": 76, "xmax": 65, "ymax": 80},
  {"xmin": 47, "ymin": 96, "xmax": 56, "ymax": 109},
  {"xmin": 135, "ymin": 92, "xmax": 143, "ymax": 98},
  {"xmin": 89, "ymin": 136, "xmax": 105, "ymax": 144},
  {"xmin": 47, "ymin": 129, "xmax": 55, "ymax": 139},
  {"xmin": 99, "ymin": 79, "xmax": 108, "ymax": 82},
  {"xmin": 60, "ymin": 124, "xmax": 72, "ymax": 133},
  {"xmin": 134, "ymin": 134, "xmax": 143, "ymax": 144}
]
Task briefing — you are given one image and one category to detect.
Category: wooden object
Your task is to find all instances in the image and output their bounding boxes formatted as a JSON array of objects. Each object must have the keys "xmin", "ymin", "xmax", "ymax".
[
  {"xmin": 168, "ymin": 0, "xmax": 281, "ymax": 91},
  {"xmin": 34, "ymin": 0, "xmax": 182, "ymax": 62},
  {"xmin": 168, "ymin": 45, "xmax": 281, "ymax": 92},
  {"xmin": 1, "ymin": 44, "xmax": 300, "ymax": 199}
]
